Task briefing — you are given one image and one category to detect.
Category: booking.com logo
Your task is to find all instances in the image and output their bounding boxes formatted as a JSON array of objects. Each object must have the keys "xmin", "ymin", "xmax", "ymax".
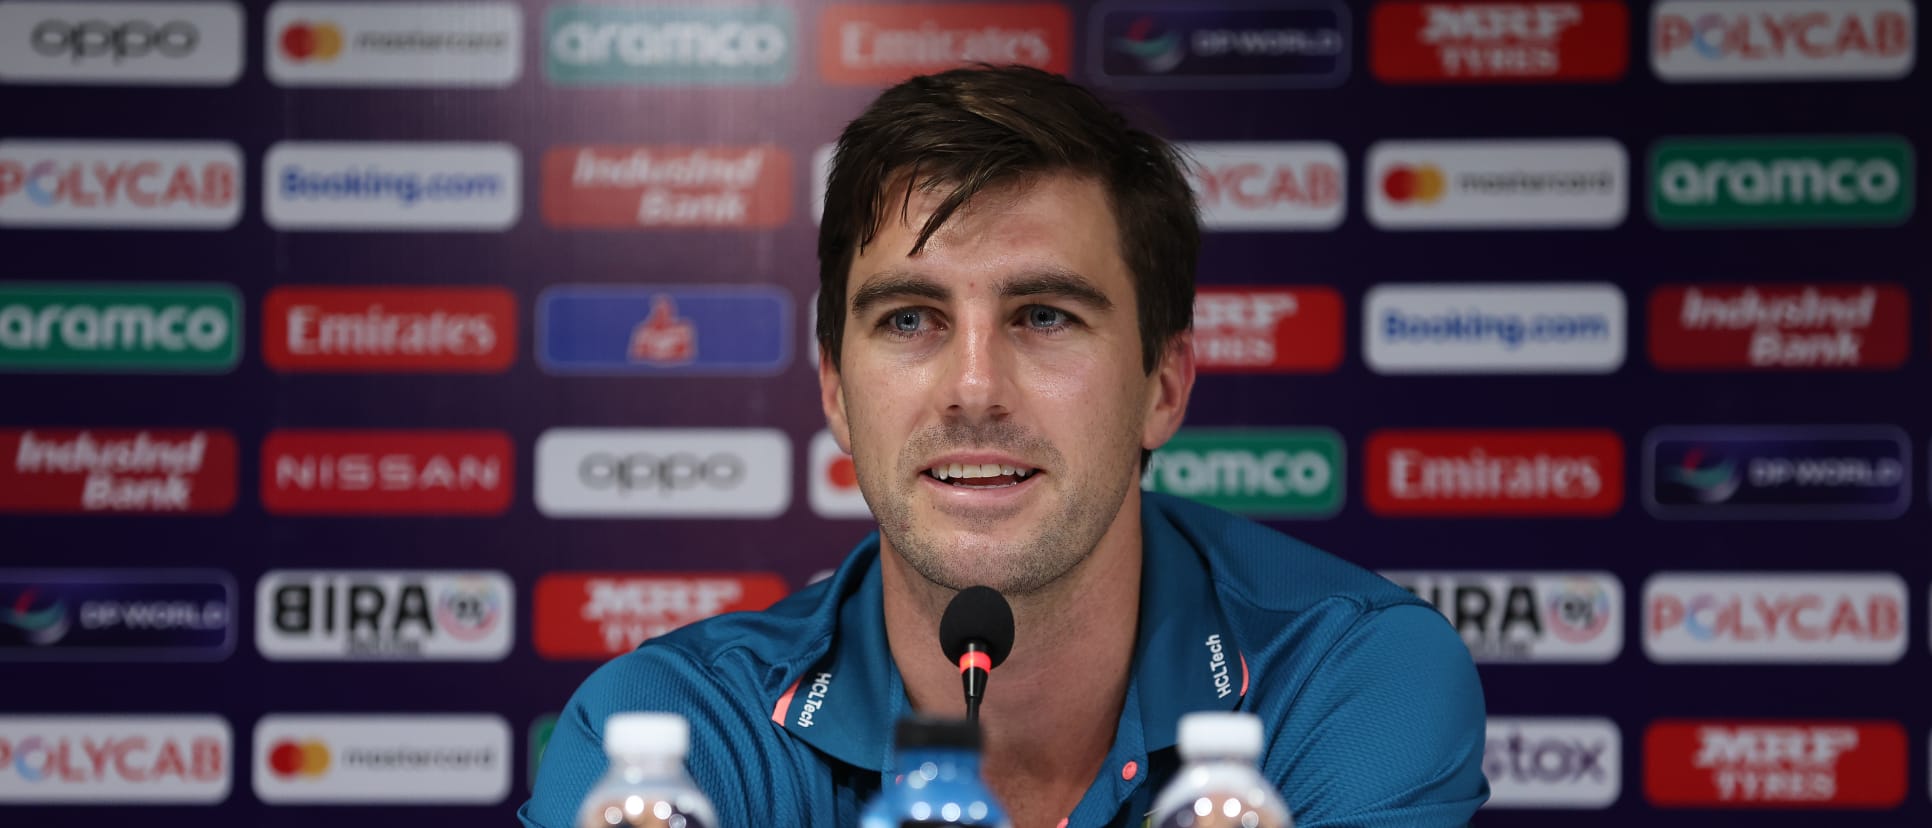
[
  {"xmin": 278, "ymin": 166, "xmax": 504, "ymax": 206},
  {"xmin": 1379, "ymin": 309, "xmax": 1612, "ymax": 350},
  {"xmin": 4, "ymin": 589, "xmax": 70, "ymax": 646},
  {"xmin": 1111, "ymin": 17, "xmax": 1184, "ymax": 73}
]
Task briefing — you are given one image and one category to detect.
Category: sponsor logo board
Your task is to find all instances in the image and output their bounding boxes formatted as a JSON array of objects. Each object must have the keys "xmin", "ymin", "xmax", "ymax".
[
  {"xmin": 267, "ymin": 2, "xmax": 521, "ymax": 86},
  {"xmin": 535, "ymin": 428, "xmax": 792, "ymax": 518},
  {"xmin": 542, "ymin": 144, "xmax": 791, "ymax": 229},
  {"xmin": 1367, "ymin": 139, "xmax": 1627, "ymax": 229},
  {"xmin": 1385, "ymin": 571, "xmax": 1622, "ymax": 663},
  {"xmin": 1652, "ymin": 0, "xmax": 1914, "ymax": 82},
  {"xmin": 264, "ymin": 142, "xmax": 519, "ymax": 231},
  {"xmin": 253, "ymin": 714, "xmax": 509, "ymax": 804},
  {"xmin": 1090, "ymin": 0, "xmax": 1349, "ymax": 88},
  {"xmin": 0, "ymin": 140, "xmax": 240, "ymax": 229},
  {"xmin": 533, "ymin": 572, "xmax": 788, "ymax": 658},
  {"xmin": 263, "ymin": 286, "xmax": 515, "ymax": 373},
  {"xmin": 1648, "ymin": 284, "xmax": 1907, "ymax": 371},
  {"xmin": 1645, "ymin": 720, "xmax": 1906, "ymax": 807},
  {"xmin": 1367, "ymin": 429, "xmax": 1624, "ymax": 516},
  {"xmin": 0, "ymin": 570, "xmax": 232, "ymax": 661},
  {"xmin": 1142, "ymin": 429, "xmax": 1344, "ymax": 518},
  {"xmin": 260, "ymin": 430, "xmax": 513, "ymax": 516},
  {"xmin": 0, "ymin": 283, "xmax": 239, "ymax": 373},
  {"xmin": 1649, "ymin": 136, "xmax": 1913, "ymax": 227},
  {"xmin": 1644, "ymin": 425, "xmax": 1910, "ymax": 519},
  {"xmin": 823, "ymin": 3, "xmax": 1070, "ymax": 85},
  {"xmin": 1483, "ymin": 717, "xmax": 1621, "ymax": 808},
  {"xmin": 1193, "ymin": 286, "xmax": 1342, "ymax": 373},
  {"xmin": 255, "ymin": 570, "xmax": 513, "ymax": 661},
  {"xmin": 1644, "ymin": 572, "xmax": 1906, "ymax": 664},
  {"xmin": 1373, "ymin": 1, "xmax": 1628, "ymax": 83},
  {"xmin": 537, "ymin": 285, "xmax": 791, "ymax": 376},
  {"xmin": 1181, "ymin": 142, "xmax": 1345, "ymax": 230},
  {"xmin": 0, "ymin": 429, "xmax": 236, "ymax": 514},
  {"xmin": 0, "ymin": 1, "xmax": 244, "ymax": 85},
  {"xmin": 545, "ymin": 4, "xmax": 794, "ymax": 86},
  {"xmin": 0, "ymin": 715, "xmax": 231, "ymax": 803},
  {"xmin": 809, "ymin": 429, "xmax": 870, "ymax": 519},
  {"xmin": 1365, "ymin": 283, "xmax": 1626, "ymax": 374}
]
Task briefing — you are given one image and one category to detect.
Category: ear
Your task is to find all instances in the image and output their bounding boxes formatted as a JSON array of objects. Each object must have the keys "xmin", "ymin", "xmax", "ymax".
[
  {"xmin": 819, "ymin": 343, "xmax": 853, "ymax": 453},
  {"xmin": 1142, "ymin": 331, "xmax": 1195, "ymax": 453}
]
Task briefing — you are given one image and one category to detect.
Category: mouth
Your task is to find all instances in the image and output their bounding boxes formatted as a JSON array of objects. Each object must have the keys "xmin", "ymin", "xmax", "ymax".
[{"xmin": 922, "ymin": 462, "xmax": 1041, "ymax": 490}]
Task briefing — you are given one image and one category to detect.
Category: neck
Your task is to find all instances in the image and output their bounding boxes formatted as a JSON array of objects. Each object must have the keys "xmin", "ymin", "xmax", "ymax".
[{"xmin": 881, "ymin": 490, "xmax": 1144, "ymax": 826}]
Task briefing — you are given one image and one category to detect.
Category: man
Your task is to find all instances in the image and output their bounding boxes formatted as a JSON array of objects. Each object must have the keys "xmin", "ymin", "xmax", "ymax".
[{"xmin": 523, "ymin": 66, "xmax": 1487, "ymax": 828}]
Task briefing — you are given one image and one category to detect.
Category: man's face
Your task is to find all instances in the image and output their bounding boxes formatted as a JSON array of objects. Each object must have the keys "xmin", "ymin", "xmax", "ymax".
[{"xmin": 820, "ymin": 172, "xmax": 1192, "ymax": 596}]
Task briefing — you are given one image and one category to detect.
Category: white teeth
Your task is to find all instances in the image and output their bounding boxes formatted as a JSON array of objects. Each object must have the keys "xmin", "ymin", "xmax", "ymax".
[{"xmin": 1000, "ymin": 464, "xmax": 1015, "ymax": 476}]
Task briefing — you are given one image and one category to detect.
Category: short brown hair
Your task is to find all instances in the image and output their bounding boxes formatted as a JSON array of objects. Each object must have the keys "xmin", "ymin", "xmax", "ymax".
[{"xmin": 816, "ymin": 64, "xmax": 1199, "ymax": 374}]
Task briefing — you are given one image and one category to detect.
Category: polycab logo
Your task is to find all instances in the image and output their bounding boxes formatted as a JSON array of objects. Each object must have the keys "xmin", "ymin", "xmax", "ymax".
[
  {"xmin": 1645, "ymin": 720, "xmax": 1906, "ymax": 807},
  {"xmin": 1644, "ymin": 425, "xmax": 1910, "ymax": 520},
  {"xmin": 1180, "ymin": 142, "xmax": 1345, "ymax": 230},
  {"xmin": 1366, "ymin": 283, "xmax": 1626, "ymax": 374},
  {"xmin": 252, "ymin": 714, "xmax": 509, "ymax": 804},
  {"xmin": 1367, "ymin": 429, "xmax": 1624, "ymax": 517},
  {"xmin": 535, "ymin": 428, "xmax": 792, "ymax": 518},
  {"xmin": 534, "ymin": 572, "xmax": 789, "ymax": 659},
  {"xmin": 1652, "ymin": 1, "xmax": 1914, "ymax": 83},
  {"xmin": 1482, "ymin": 717, "xmax": 1620, "ymax": 809},
  {"xmin": 542, "ymin": 145, "xmax": 791, "ymax": 229},
  {"xmin": 255, "ymin": 570, "xmax": 513, "ymax": 661},
  {"xmin": 1649, "ymin": 284, "xmax": 1908, "ymax": 371},
  {"xmin": 809, "ymin": 430, "xmax": 871, "ymax": 520},
  {"xmin": 263, "ymin": 286, "xmax": 516, "ymax": 373},
  {"xmin": 1643, "ymin": 572, "xmax": 1906, "ymax": 664},
  {"xmin": 1384, "ymin": 571, "xmax": 1622, "ymax": 663},
  {"xmin": 0, "ymin": 1, "xmax": 243, "ymax": 85},
  {"xmin": 1142, "ymin": 429, "xmax": 1343, "ymax": 518},
  {"xmin": 545, "ymin": 4, "xmax": 794, "ymax": 86},
  {"xmin": 0, "ymin": 429, "xmax": 237, "ymax": 515},
  {"xmin": 1367, "ymin": 139, "xmax": 1627, "ymax": 229},
  {"xmin": 1650, "ymin": 136, "xmax": 1914, "ymax": 227},
  {"xmin": 537, "ymin": 285, "xmax": 791, "ymax": 376},
  {"xmin": 267, "ymin": 2, "xmax": 522, "ymax": 87},
  {"xmin": 259, "ymin": 430, "xmax": 513, "ymax": 516},
  {"xmin": 1090, "ymin": 0, "xmax": 1349, "ymax": 89},
  {"xmin": 0, "ymin": 282, "xmax": 239, "ymax": 373},
  {"xmin": 1193, "ymin": 287, "xmax": 1342, "ymax": 373},
  {"xmin": 1372, "ymin": 2, "xmax": 1628, "ymax": 83},
  {"xmin": 822, "ymin": 3, "xmax": 1071, "ymax": 85},
  {"xmin": 264, "ymin": 142, "xmax": 520, "ymax": 231},
  {"xmin": 0, "ymin": 140, "xmax": 240, "ymax": 229},
  {"xmin": 0, "ymin": 715, "xmax": 231, "ymax": 803},
  {"xmin": 0, "ymin": 570, "xmax": 233, "ymax": 661}
]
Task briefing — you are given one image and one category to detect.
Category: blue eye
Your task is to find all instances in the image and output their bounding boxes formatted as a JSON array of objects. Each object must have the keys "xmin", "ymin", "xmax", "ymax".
[
  {"xmin": 890, "ymin": 310, "xmax": 923, "ymax": 332},
  {"xmin": 1025, "ymin": 306, "xmax": 1068, "ymax": 328}
]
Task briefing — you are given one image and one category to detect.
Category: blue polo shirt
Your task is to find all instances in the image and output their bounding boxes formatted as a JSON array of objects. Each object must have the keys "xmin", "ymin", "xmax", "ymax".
[{"xmin": 521, "ymin": 492, "xmax": 1488, "ymax": 827}]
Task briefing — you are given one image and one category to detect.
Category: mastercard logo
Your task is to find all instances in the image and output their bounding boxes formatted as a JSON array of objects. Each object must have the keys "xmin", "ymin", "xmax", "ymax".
[
  {"xmin": 268, "ymin": 739, "xmax": 332, "ymax": 779},
  {"xmin": 1380, "ymin": 164, "xmax": 1447, "ymax": 204},
  {"xmin": 280, "ymin": 22, "xmax": 344, "ymax": 62}
]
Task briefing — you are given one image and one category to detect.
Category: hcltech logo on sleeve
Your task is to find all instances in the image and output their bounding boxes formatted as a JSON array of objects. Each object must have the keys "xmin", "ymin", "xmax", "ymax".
[
  {"xmin": 1089, "ymin": 0, "xmax": 1348, "ymax": 89},
  {"xmin": 1385, "ymin": 571, "xmax": 1622, "ymax": 663},
  {"xmin": 264, "ymin": 142, "xmax": 519, "ymax": 231},
  {"xmin": 1483, "ymin": 717, "xmax": 1621, "ymax": 809},
  {"xmin": 0, "ymin": 1, "xmax": 244, "ymax": 85},
  {"xmin": 545, "ymin": 4, "xmax": 794, "ymax": 86},
  {"xmin": 1365, "ymin": 283, "xmax": 1626, "ymax": 374},
  {"xmin": 0, "ymin": 570, "xmax": 233, "ymax": 661},
  {"xmin": 252, "ymin": 714, "xmax": 509, "ymax": 804},
  {"xmin": 537, "ymin": 285, "xmax": 791, "ymax": 376},
  {"xmin": 255, "ymin": 570, "xmax": 513, "ymax": 661},
  {"xmin": 1644, "ymin": 425, "xmax": 1910, "ymax": 519},
  {"xmin": 1367, "ymin": 139, "xmax": 1627, "ymax": 229},
  {"xmin": 1179, "ymin": 142, "xmax": 1345, "ymax": 230},
  {"xmin": 267, "ymin": 2, "xmax": 521, "ymax": 87},
  {"xmin": 1652, "ymin": 0, "xmax": 1914, "ymax": 83},
  {"xmin": 1650, "ymin": 136, "xmax": 1913, "ymax": 227},
  {"xmin": 1644, "ymin": 572, "xmax": 1906, "ymax": 664},
  {"xmin": 0, "ymin": 283, "xmax": 239, "ymax": 373},
  {"xmin": 1141, "ymin": 429, "xmax": 1343, "ymax": 518},
  {"xmin": 0, "ymin": 715, "xmax": 231, "ymax": 803},
  {"xmin": 1372, "ymin": 1, "xmax": 1628, "ymax": 83},
  {"xmin": 534, "ymin": 428, "xmax": 792, "ymax": 518},
  {"xmin": 0, "ymin": 141, "xmax": 241, "ymax": 229}
]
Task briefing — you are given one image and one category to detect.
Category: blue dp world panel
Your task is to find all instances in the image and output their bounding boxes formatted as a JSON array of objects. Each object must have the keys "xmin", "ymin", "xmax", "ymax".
[
  {"xmin": 1644, "ymin": 425, "xmax": 1912, "ymax": 520},
  {"xmin": 1089, "ymin": 0, "xmax": 1351, "ymax": 89},
  {"xmin": 0, "ymin": 569, "xmax": 235, "ymax": 661}
]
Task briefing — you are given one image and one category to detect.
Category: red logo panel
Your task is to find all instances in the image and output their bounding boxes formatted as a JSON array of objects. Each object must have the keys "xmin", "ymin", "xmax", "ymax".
[
  {"xmin": 1367, "ymin": 429, "xmax": 1624, "ymax": 516},
  {"xmin": 1648, "ymin": 284, "xmax": 1908, "ymax": 371},
  {"xmin": 260, "ymin": 430, "xmax": 513, "ymax": 516},
  {"xmin": 263, "ymin": 286, "xmax": 517, "ymax": 373},
  {"xmin": 0, "ymin": 429, "xmax": 237, "ymax": 514},
  {"xmin": 1193, "ymin": 287, "xmax": 1342, "ymax": 373},
  {"xmin": 819, "ymin": 4, "xmax": 1071, "ymax": 85},
  {"xmin": 541, "ymin": 145, "xmax": 792, "ymax": 229},
  {"xmin": 1372, "ymin": 1, "xmax": 1628, "ymax": 82},
  {"xmin": 1645, "ymin": 720, "xmax": 1906, "ymax": 808},
  {"xmin": 534, "ymin": 573, "xmax": 790, "ymax": 659}
]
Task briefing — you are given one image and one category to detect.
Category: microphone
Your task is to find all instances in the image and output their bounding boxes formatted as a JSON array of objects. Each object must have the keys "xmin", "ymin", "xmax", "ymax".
[{"xmin": 939, "ymin": 586, "xmax": 1014, "ymax": 725}]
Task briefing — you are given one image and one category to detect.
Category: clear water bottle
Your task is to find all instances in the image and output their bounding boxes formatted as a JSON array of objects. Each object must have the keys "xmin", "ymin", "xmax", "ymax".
[
  {"xmin": 1150, "ymin": 712, "xmax": 1293, "ymax": 828},
  {"xmin": 576, "ymin": 713, "xmax": 719, "ymax": 828},
  {"xmin": 861, "ymin": 716, "xmax": 1012, "ymax": 828}
]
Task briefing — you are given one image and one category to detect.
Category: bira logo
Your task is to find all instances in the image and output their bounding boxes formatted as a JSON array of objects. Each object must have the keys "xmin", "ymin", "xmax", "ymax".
[
  {"xmin": 1090, "ymin": 0, "xmax": 1350, "ymax": 89},
  {"xmin": 1648, "ymin": 284, "xmax": 1908, "ymax": 371},
  {"xmin": 1649, "ymin": 136, "xmax": 1914, "ymax": 227},
  {"xmin": 252, "ymin": 715, "xmax": 509, "ymax": 804},
  {"xmin": 267, "ymin": 2, "xmax": 522, "ymax": 87},
  {"xmin": 1385, "ymin": 571, "xmax": 1622, "ymax": 663},
  {"xmin": 822, "ymin": 3, "xmax": 1070, "ymax": 84},
  {"xmin": 263, "ymin": 286, "xmax": 516, "ymax": 373},
  {"xmin": 533, "ymin": 573, "xmax": 788, "ymax": 659},
  {"xmin": 1192, "ymin": 287, "xmax": 1342, "ymax": 373},
  {"xmin": 544, "ymin": 4, "xmax": 794, "ymax": 86},
  {"xmin": 0, "ymin": 715, "xmax": 231, "ymax": 803},
  {"xmin": 0, "ymin": 429, "xmax": 237, "ymax": 515},
  {"xmin": 1372, "ymin": 1, "xmax": 1628, "ymax": 83},
  {"xmin": 1484, "ymin": 718, "xmax": 1621, "ymax": 809},
  {"xmin": 1367, "ymin": 430, "xmax": 1624, "ymax": 516},
  {"xmin": 1652, "ymin": 0, "xmax": 1914, "ymax": 82},
  {"xmin": 0, "ymin": 283, "xmax": 239, "ymax": 373},
  {"xmin": 1644, "ymin": 425, "xmax": 1910, "ymax": 519},
  {"xmin": 0, "ymin": 140, "xmax": 240, "ymax": 228},
  {"xmin": 537, "ymin": 286, "xmax": 791, "ymax": 376},
  {"xmin": 1180, "ymin": 142, "xmax": 1345, "ymax": 230},
  {"xmin": 0, "ymin": 570, "xmax": 233, "ymax": 661},
  {"xmin": 255, "ymin": 570, "xmax": 513, "ymax": 661},
  {"xmin": 1643, "ymin": 572, "xmax": 1906, "ymax": 664},
  {"xmin": 0, "ymin": 1, "xmax": 245, "ymax": 85},
  {"xmin": 542, "ymin": 145, "xmax": 791, "ymax": 229},
  {"xmin": 1143, "ymin": 429, "xmax": 1343, "ymax": 518},
  {"xmin": 259, "ymin": 430, "xmax": 513, "ymax": 516},
  {"xmin": 1645, "ymin": 720, "xmax": 1906, "ymax": 808}
]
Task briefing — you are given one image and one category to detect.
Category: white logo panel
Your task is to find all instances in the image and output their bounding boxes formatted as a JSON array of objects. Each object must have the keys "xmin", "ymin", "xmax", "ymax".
[
  {"xmin": 254, "ymin": 570, "xmax": 514, "ymax": 661},
  {"xmin": 1366, "ymin": 139, "xmax": 1628, "ymax": 229},
  {"xmin": 536, "ymin": 428, "xmax": 792, "ymax": 518},
  {"xmin": 1643, "ymin": 572, "xmax": 1907, "ymax": 663},
  {"xmin": 266, "ymin": 2, "xmax": 522, "ymax": 87},
  {"xmin": 1384, "ymin": 570, "xmax": 1624, "ymax": 663},
  {"xmin": 1366, "ymin": 283, "xmax": 1626, "ymax": 374},
  {"xmin": 1483, "ymin": 717, "xmax": 1621, "ymax": 809},
  {"xmin": 1179, "ymin": 142, "xmax": 1346, "ymax": 231},
  {"xmin": 0, "ymin": 715, "xmax": 232, "ymax": 803},
  {"xmin": 809, "ymin": 429, "xmax": 871, "ymax": 519},
  {"xmin": 1652, "ymin": 0, "xmax": 1915, "ymax": 82},
  {"xmin": 0, "ymin": 140, "xmax": 242, "ymax": 228},
  {"xmin": 251, "ymin": 714, "xmax": 508, "ymax": 804},
  {"xmin": 0, "ymin": 2, "xmax": 244, "ymax": 85},
  {"xmin": 264, "ymin": 142, "xmax": 520, "ymax": 230}
]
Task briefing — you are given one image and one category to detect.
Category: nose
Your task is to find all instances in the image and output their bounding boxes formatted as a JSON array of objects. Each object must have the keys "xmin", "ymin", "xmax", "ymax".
[{"xmin": 940, "ymin": 308, "xmax": 1014, "ymax": 422}]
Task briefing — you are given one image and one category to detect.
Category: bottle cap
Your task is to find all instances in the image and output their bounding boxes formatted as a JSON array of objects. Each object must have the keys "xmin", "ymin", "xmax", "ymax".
[
  {"xmin": 605, "ymin": 712, "xmax": 689, "ymax": 759},
  {"xmin": 893, "ymin": 715, "xmax": 982, "ymax": 750},
  {"xmin": 1177, "ymin": 711, "xmax": 1264, "ymax": 761}
]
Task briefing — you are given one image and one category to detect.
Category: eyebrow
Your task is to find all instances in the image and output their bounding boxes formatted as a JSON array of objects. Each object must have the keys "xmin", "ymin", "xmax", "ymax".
[{"xmin": 848, "ymin": 268, "xmax": 1115, "ymax": 317}]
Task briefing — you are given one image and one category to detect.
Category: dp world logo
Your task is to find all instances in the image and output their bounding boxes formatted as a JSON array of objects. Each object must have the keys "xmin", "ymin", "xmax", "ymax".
[
  {"xmin": 3, "ymin": 588, "xmax": 69, "ymax": 645},
  {"xmin": 1645, "ymin": 425, "xmax": 1910, "ymax": 519},
  {"xmin": 1663, "ymin": 447, "xmax": 1742, "ymax": 504},
  {"xmin": 1112, "ymin": 17, "xmax": 1185, "ymax": 73}
]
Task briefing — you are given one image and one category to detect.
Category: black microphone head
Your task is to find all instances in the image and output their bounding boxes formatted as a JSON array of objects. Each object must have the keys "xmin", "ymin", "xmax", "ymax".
[{"xmin": 939, "ymin": 585, "xmax": 1015, "ymax": 669}]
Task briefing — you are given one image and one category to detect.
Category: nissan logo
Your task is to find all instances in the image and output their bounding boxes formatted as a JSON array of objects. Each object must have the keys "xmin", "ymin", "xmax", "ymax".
[
  {"xmin": 579, "ymin": 452, "xmax": 746, "ymax": 494},
  {"xmin": 31, "ymin": 19, "xmax": 199, "ymax": 62}
]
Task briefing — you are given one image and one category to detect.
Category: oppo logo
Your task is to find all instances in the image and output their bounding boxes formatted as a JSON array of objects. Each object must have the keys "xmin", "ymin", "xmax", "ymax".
[
  {"xmin": 577, "ymin": 452, "xmax": 745, "ymax": 495},
  {"xmin": 537, "ymin": 428, "xmax": 790, "ymax": 517},
  {"xmin": 32, "ymin": 20, "xmax": 199, "ymax": 62}
]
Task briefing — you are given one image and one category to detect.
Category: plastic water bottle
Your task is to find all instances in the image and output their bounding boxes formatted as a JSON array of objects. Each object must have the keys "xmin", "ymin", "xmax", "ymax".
[
  {"xmin": 576, "ymin": 713, "xmax": 719, "ymax": 828},
  {"xmin": 1150, "ymin": 712, "xmax": 1293, "ymax": 828},
  {"xmin": 861, "ymin": 716, "xmax": 1012, "ymax": 828}
]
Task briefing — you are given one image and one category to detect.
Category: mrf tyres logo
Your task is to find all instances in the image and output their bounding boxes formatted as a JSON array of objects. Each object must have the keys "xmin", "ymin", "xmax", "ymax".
[
  {"xmin": 0, "ymin": 570, "xmax": 232, "ymax": 661},
  {"xmin": 1367, "ymin": 429, "xmax": 1624, "ymax": 517},
  {"xmin": 1650, "ymin": 136, "xmax": 1913, "ymax": 227},
  {"xmin": 1142, "ymin": 428, "xmax": 1343, "ymax": 518},
  {"xmin": 545, "ymin": 4, "xmax": 794, "ymax": 85},
  {"xmin": 1385, "ymin": 571, "xmax": 1622, "ymax": 663},
  {"xmin": 1648, "ymin": 284, "xmax": 1909, "ymax": 371},
  {"xmin": 1644, "ymin": 425, "xmax": 1909, "ymax": 519},
  {"xmin": 256, "ymin": 571, "xmax": 513, "ymax": 661},
  {"xmin": 0, "ymin": 715, "xmax": 231, "ymax": 803},
  {"xmin": 1645, "ymin": 720, "xmax": 1906, "ymax": 808},
  {"xmin": 1484, "ymin": 718, "xmax": 1621, "ymax": 809},
  {"xmin": 533, "ymin": 573, "xmax": 789, "ymax": 659},
  {"xmin": 0, "ymin": 1, "xmax": 245, "ymax": 85},
  {"xmin": 1643, "ymin": 572, "xmax": 1906, "ymax": 664},
  {"xmin": 1090, "ymin": 0, "xmax": 1348, "ymax": 88},
  {"xmin": 0, "ymin": 140, "xmax": 240, "ymax": 229},
  {"xmin": 1192, "ymin": 287, "xmax": 1342, "ymax": 373},
  {"xmin": 1652, "ymin": 0, "xmax": 1914, "ymax": 83},
  {"xmin": 0, "ymin": 283, "xmax": 238, "ymax": 373},
  {"xmin": 0, "ymin": 429, "xmax": 237, "ymax": 515},
  {"xmin": 1372, "ymin": 1, "xmax": 1628, "ymax": 83}
]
